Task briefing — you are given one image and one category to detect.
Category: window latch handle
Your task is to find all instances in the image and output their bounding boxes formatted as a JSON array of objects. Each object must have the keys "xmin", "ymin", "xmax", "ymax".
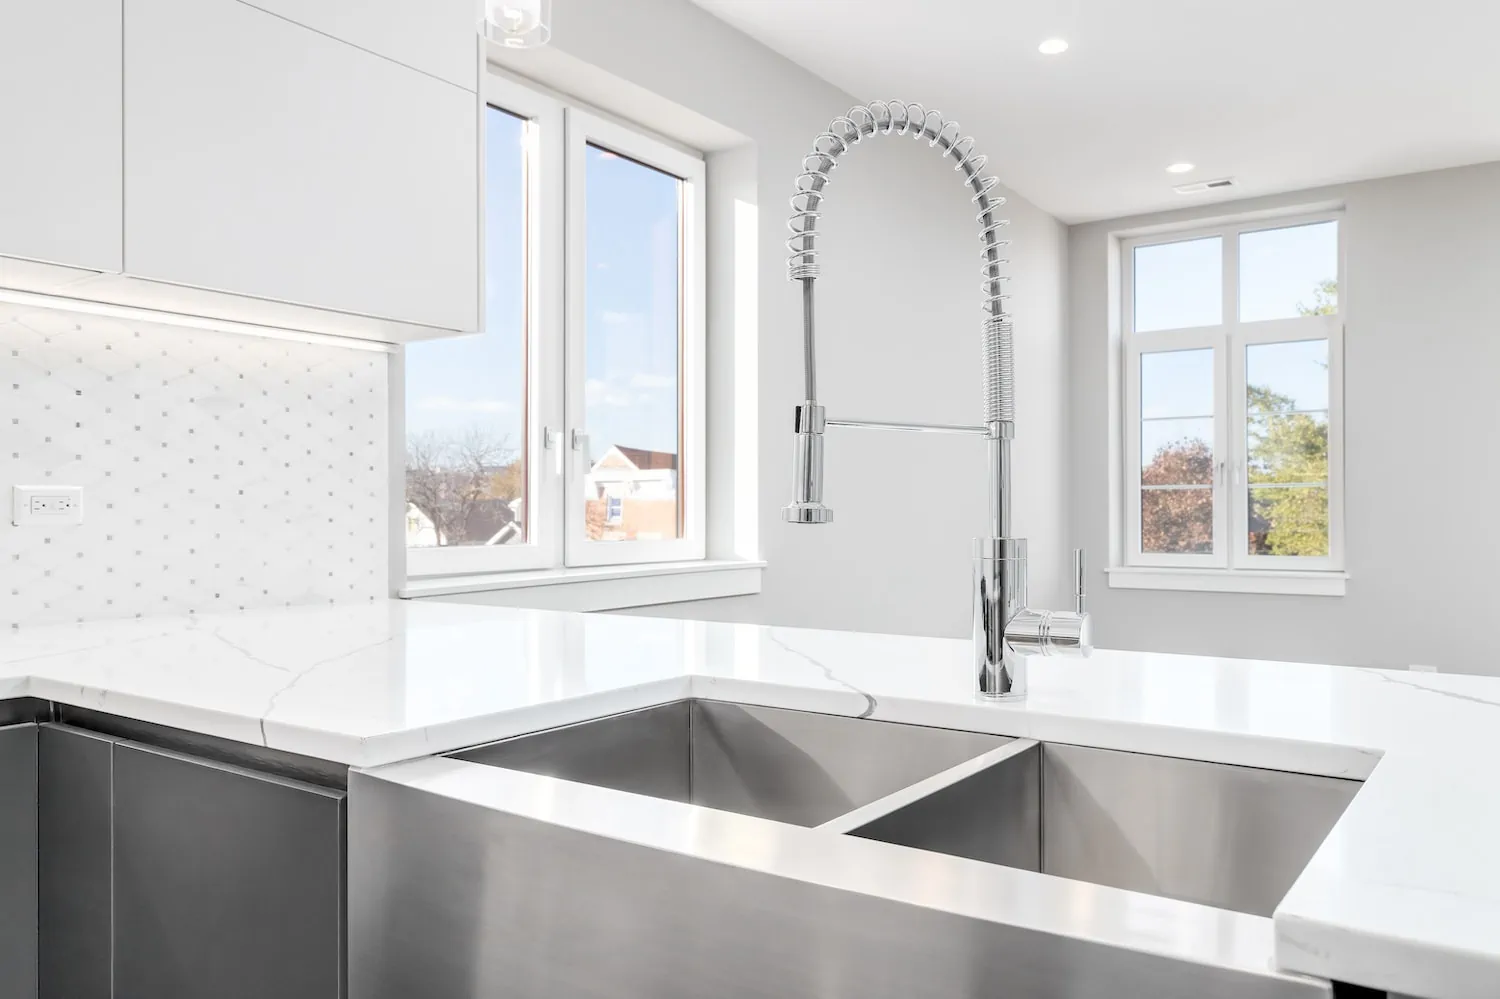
[{"xmin": 570, "ymin": 429, "xmax": 590, "ymax": 453}]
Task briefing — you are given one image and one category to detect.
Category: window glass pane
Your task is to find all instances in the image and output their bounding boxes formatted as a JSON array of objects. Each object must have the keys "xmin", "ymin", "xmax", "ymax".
[
  {"xmin": 1133, "ymin": 236, "xmax": 1222, "ymax": 332},
  {"xmin": 1142, "ymin": 489, "xmax": 1213, "ymax": 554},
  {"xmin": 1140, "ymin": 349, "xmax": 1214, "ymax": 486},
  {"xmin": 1249, "ymin": 486, "xmax": 1329, "ymax": 556},
  {"xmin": 1139, "ymin": 348, "xmax": 1215, "ymax": 554},
  {"xmin": 1246, "ymin": 340, "xmax": 1329, "ymax": 555},
  {"xmin": 582, "ymin": 143, "xmax": 682, "ymax": 543},
  {"xmin": 404, "ymin": 106, "xmax": 527, "ymax": 550},
  {"xmin": 1239, "ymin": 221, "xmax": 1338, "ymax": 322},
  {"xmin": 1142, "ymin": 419, "xmax": 1213, "ymax": 485},
  {"xmin": 1247, "ymin": 338, "xmax": 1329, "ymax": 412},
  {"xmin": 1140, "ymin": 348, "xmax": 1213, "ymax": 418}
]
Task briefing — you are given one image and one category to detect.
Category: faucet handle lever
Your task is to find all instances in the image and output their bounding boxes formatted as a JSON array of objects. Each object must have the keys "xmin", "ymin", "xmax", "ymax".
[{"xmin": 1073, "ymin": 549, "xmax": 1086, "ymax": 615}]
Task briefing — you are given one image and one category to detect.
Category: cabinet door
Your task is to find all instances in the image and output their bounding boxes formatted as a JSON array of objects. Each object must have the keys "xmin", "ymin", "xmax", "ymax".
[
  {"xmin": 124, "ymin": 0, "xmax": 479, "ymax": 332},
  {"xmin": 0, "ymin": 724, "xmax": 38, "ymax": 999},
  {"xmin": 37, "ymin": 726, "xmax": 117, "ymax": 999},
  {"xmin": 239, "ymin": 0, "xmax": 480, "ymax": 91},
  {"xmin": 0, "ymin": 0, "xmax": 123, "ymax": 272},
  {"xmin": 113, "ymin": 742, "xmax": 346, "ymax": 999}
]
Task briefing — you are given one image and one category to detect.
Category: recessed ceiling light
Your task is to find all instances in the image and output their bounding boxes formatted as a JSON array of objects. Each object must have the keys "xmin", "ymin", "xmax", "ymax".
[
  {"xmin": 1038, "ymin": 38, "xmax": 1069, "ymax": 55},
  {"xmin": 1166, "ymin": 162, "xmax": 1196, "ymax": 174}
]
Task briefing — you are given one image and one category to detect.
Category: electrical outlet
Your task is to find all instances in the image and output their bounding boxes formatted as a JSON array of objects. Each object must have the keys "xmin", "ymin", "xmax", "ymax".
[{"xmin": 11, "ymin": 485, "xmax": 84, "ymax": 527}]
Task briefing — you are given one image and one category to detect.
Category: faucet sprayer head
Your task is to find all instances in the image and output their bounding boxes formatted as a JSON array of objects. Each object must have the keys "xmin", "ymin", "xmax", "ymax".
[{"xmin": 783, "ymin": 403, "xmax": 832, "ymax": 525}]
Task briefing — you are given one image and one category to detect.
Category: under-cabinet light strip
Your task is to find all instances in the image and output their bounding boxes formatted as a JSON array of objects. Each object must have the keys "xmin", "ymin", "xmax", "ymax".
[{"xmin": 0, "ymin": 288, "xmax": 399, "ymax": 354}]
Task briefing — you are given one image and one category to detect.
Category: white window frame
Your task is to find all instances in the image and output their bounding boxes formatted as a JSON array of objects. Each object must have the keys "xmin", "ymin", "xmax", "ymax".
[
  {"xmin": 405, "ymin": 73, "xmax": 706, "ymax": 579},
  {"xmin": 563, "ymin": 109, "xmax": 707, "ymax": 567},
  {"xmin": 1121, "ymin": 210, "xmax": 1345, "ymax": 580}
]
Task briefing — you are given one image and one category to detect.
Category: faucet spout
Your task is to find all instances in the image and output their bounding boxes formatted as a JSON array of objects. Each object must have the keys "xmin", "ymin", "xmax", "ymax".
[{"xmin": 781, "ymin": 100, "xmax": 1090, "ymax": 698}]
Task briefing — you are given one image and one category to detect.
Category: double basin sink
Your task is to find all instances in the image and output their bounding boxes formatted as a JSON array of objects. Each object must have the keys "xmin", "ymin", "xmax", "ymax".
[
  {"xmin": 351, "ymin": 698, "xmax": 1363, "ymax": 999},
  {"xmin": 450, "ymin": 698, "xmax": 1359, "ymax": 920}
]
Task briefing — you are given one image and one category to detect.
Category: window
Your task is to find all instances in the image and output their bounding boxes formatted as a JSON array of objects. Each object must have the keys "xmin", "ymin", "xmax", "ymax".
[
  {"xmin": 1122, "ymin": 214, "xmax": 1343, "ymax": 580},
  {"xmin": 404, "ymin": 75, "xmax": 706, "ymax": 578}
]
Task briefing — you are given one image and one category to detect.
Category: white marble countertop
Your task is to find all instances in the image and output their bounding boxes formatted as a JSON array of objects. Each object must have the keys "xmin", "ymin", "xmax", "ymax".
[{"xmin": 2, "ymin": 599, "xmax": 1497, "ymax": 997}]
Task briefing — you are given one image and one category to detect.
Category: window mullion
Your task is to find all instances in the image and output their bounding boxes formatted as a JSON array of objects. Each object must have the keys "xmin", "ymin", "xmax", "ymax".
[
  {"xmin": 1224, "ymin": 324, "xmax": 1245, "ymax": 571},
  {"xmin": 1219, "ymin": 227, "xmax": 1237, "ymax": 570}
]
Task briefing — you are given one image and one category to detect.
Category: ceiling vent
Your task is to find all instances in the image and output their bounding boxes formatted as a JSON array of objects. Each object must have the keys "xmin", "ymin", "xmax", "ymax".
[{"xmin": 1173, "ymin": 177, "xmax": 1236, "ymax": 195}]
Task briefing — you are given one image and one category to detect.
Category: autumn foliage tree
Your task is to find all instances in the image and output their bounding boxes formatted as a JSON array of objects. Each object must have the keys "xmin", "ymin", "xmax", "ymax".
[{"xmin": 1141, "ymin": 439, "xmax": 1214, "ymax": 553}]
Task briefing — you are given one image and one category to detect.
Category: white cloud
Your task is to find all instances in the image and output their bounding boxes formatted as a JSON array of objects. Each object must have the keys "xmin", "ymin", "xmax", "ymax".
[
  {"xmin": 629, "ymin": 373, "xmax": 676, "ymax": 390},
  {"xmin": 585, "ymin": 378, "xmax": 631, "ymax": 408},
  {"xmin": 417, "ymin": 396, "xmax": 514, "ymax": 414},
  {"xmin": 600, "ymin": 310, "xmax": 642, "ymax": 328}
]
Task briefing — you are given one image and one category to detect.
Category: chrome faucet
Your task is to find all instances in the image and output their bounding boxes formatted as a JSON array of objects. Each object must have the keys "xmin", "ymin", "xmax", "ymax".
[{"xmin": 781, "ymin": 100, "xmax": 1091, "ymax": 699}]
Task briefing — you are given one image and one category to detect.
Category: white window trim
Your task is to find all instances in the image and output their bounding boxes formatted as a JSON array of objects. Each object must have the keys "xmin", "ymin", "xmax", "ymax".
[
  {"xmin": 400, "ymin": 558, "xmax": 764, "ymax": 612},
  {"xmin": 1118, "ymin": 209, "xmax": 1346, "ymax": 594},
  {"xmin": 405, "ymin": 72, "xmax": 710, "ymax": 587},
  {"xmin": 1104, "ymin": 566, "xmax": 1347, "ymax": 597}
]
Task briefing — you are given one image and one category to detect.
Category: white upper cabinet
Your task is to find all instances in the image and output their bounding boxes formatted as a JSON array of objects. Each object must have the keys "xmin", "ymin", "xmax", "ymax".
[
  {"xmin": 239, "ymin": 0, "xmax": 481, "ymax": 91},
  {"xmin": 124, "ymin": 0, "xmax": 480, "ymax": 333},
  {"xmin": 0, "ymin": 0, "xmax": 124, "ymax": 273}
]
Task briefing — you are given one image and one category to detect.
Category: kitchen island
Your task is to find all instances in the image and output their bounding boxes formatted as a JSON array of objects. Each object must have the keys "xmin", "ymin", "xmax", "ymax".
[{"xmin": 1, "ymin": 599, "xmax": 1496, "ymax": 998}]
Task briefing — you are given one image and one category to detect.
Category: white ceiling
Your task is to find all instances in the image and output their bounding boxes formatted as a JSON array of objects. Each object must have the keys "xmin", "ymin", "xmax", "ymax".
[{"xmin": 689, "ymin": 0, "xmax": 1500, "ymax": 222}]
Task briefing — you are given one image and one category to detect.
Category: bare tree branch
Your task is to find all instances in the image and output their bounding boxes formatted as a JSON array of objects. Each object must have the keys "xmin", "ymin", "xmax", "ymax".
[{"xmin": 405, "ymin": 427, "xmax": 517, "ymax": 546}]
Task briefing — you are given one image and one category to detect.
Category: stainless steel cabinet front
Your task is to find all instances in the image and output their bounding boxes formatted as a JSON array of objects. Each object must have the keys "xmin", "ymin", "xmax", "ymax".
[
  {"xmin": 0, "ymin": 724, "xmax": 38, "ymax": 999},
  {"xmin": 38, "ymin": 725, "xmax": 117, "ymax": 999},
  {"xmin": 112, "ymin": 742, "xmax": 346, "ymax": 999}
]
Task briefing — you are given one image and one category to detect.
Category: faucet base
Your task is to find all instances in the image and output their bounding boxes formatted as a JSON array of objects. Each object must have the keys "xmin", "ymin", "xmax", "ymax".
[
  {"xmin": 978, "ymin": 683, "xmax": 1027, "ymax": 702},
  {"xmin": 973, "ymin": 537, "xmax": 1028, "ymax": 699}
]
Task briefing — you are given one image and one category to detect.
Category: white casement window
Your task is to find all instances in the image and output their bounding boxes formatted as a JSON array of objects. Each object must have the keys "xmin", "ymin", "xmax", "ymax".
[
  {"xmin": 1121, "ymin": 212, "xmax": 1344, "ymax": 586},
  {"xmin": 403, "ymin": 74, "xmax": 706, "ymax": 579}
]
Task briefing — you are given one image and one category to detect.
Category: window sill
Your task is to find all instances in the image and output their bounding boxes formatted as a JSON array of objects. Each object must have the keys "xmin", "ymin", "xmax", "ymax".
[
  {"xmin": 1105, "ymin": 566, "xmax": 1347, "ymax": 597},
  {"xmin": 400, "ymin": 558, "xmax": 765, "ymax": 612}
]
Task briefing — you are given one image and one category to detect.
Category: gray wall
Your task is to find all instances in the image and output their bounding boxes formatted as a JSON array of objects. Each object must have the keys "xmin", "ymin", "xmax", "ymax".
[
  {"xmin": 1070, "ymin": 161, "xmax": 1500, "ymax": 674},
  {"xmin": 532, "ymin": 0, "xmax": 1070, "ymax": 638}
]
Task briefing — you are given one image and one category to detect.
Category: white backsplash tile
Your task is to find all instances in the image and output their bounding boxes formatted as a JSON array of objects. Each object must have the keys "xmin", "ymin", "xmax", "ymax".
[{"xmin": 0, "ymin": 307, "xmax": 389, "ymax": 629}]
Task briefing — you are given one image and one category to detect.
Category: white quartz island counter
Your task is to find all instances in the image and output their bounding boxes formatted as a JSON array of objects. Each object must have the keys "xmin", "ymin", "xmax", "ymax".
[{"xmin": 1, "ymin": 598, "xmax": 1497, "ymax": 998}]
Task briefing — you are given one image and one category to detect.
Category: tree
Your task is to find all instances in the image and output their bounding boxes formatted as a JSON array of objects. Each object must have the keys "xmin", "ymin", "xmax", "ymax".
[
  {"xmin": 1246, "ymin": 384, "xmax": 1328, "ymax": 556},
  {"xmin": 1141, "ymin": 439, "xmax": 1214, "ymax": 554},
  {"xmin": 488, "ymin": 460, "xmax": 524, "ymax": 502},
  {"xmin": 405, "ymin": 428, "xmax": 517, "ymax": 546},
  {"xmin": 1297, "ymin": 278, "xmax": 1337, "ymax": 317}
]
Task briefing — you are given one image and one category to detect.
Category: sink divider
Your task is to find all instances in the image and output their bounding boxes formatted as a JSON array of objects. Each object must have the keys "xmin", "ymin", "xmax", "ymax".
[{"xmin": 817, "ymin": 738, "xmax": 1040, "ymax": 836}]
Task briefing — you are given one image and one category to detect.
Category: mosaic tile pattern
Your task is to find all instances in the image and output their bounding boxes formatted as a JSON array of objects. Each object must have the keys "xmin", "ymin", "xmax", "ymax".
[{"xmin": 0, "ymin": 307, "xmax": 389, "ymax": 629}]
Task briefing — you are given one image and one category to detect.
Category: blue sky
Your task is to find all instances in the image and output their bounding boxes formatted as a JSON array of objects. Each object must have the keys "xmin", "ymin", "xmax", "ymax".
[
  {"xmin": 1136, "ymin": 221, "xmax": 1337, "ymax": 466},
  {"xmin": 405, "ymin": 107, "xmax": 681, "ymax": 467}
]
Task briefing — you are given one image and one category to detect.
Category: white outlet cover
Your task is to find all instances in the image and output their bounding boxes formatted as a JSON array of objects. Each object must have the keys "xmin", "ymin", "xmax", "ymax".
[{"xmin": 11, "ymin": 485, "xmax": 84, "ymax": 527}]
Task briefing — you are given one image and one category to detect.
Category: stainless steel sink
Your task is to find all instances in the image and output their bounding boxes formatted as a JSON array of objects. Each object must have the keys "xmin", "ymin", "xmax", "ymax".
[
  {"xmin": 450, "ymin": 699, "xmax": 1012, "ymax": 827},
  {"xmin": 357, "ymin": 701, "xmax": 1355, "ymax": 999},
  {"xmin": 842, "ymin": 740, "xmax": 1361, "ymax": 917}
]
